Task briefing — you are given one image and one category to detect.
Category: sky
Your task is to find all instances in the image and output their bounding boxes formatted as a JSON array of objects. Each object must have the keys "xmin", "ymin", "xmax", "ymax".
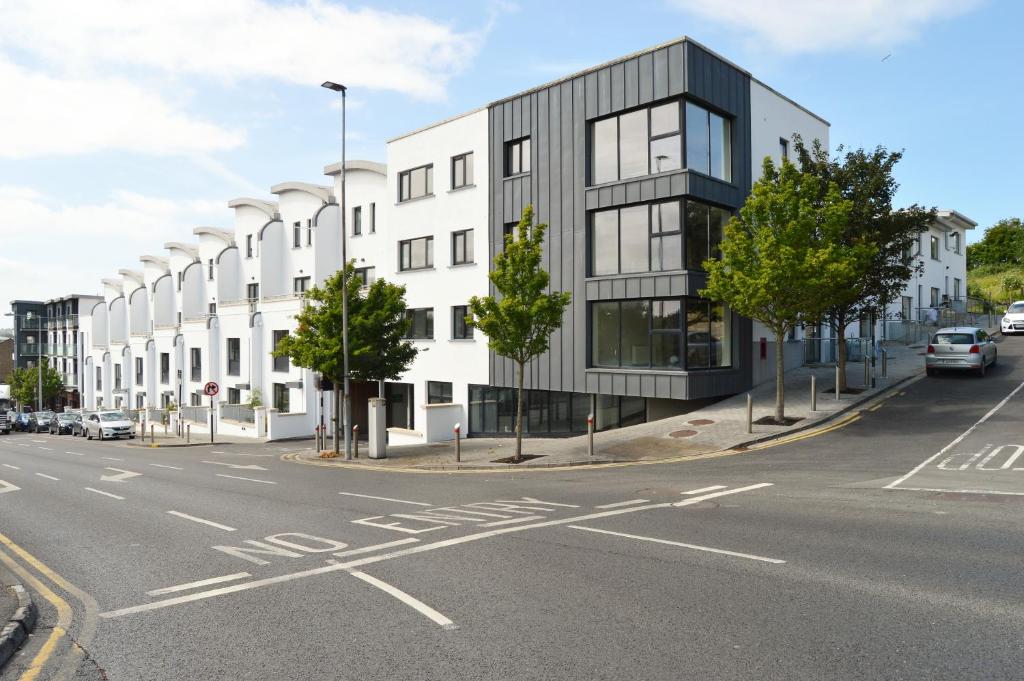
[{"xmin": 1, "ymin": 0, "xmax": 1020, "ymax": 304}]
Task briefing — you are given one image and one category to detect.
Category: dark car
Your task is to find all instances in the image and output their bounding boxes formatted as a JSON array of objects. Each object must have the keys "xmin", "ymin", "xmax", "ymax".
[
  {"xmin": 31, "ymin": 411, "xmax": 55, "ymax": 433},
  {"xmin": 12, "ymin": 413, "xmax": 31, "ymax": 432},
  {"xmin": 49, "ymin": 413, "xmax": 77, "ymax": 435},
  {"xmin": 71, "ymin": 413, "xmax": 88, "ymax": 437}
]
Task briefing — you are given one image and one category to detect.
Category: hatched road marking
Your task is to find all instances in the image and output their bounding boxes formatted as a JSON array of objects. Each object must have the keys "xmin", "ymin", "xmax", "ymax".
[
  {"xmin": 594, "ymin": 499, "xmax": 650, "ymax": 509},
  {"xmin": 147, "ymin": 573, "xmax": 252, "ymax": 596},
  {"xmin": 348, "ymin": 569, "xmax": 456, "ymax": 630},
  {"xmin": 338, "ymin": 492, "xmax": 432, "ymax": 507},
  {"xmin": 569, "ymin": 525, "xmax": 786, "ymax": 564},
  {"xmin": 216, "ymin": 473, "xmax": 276, "ymax": 485},
  {"xmin": 166, "ymin": 511, "xmax": 237, "ymax": 532}
]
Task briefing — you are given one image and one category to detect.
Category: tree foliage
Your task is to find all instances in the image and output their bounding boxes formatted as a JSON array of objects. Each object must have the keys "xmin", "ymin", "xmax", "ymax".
[
  {"xmin": 967, "ymin": 218, "xmax": 1024, "ymax": 270},
  {"xmin": 9, "ymin": 364, "xmax": 64, "ymax": 408},
  {"xmin": 469, "ymin": 205, "xmax": 571, "ymax": 461},
  {"xmin": 701, "ymin": 158, "xmax": 872, "ymax": 421}
]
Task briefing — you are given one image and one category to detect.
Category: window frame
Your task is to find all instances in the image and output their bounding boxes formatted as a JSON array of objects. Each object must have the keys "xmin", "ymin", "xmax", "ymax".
[
  {"xmin": 452, "ymin": 305, "xmax": 473, "ymax": 340},
  {"xmin": 272, "ymin": 330, "xmax": 289, "ymax": 372},
  {"xmin": 405, "ymin": 308, "xmax": 434, "ymax": 340},
  {"xmin": 369, "ymin": 203, "xmax": 376, "ymax": 233},
  {"xmin": 293, "ymin": 276, "xmax": 310, "ymax": 294},
  {"xmin": 354, "ymin": 267, "xmax": 375, "ymax": 288},
  {"xmin": 451, "ymin": 152, "xmax": 474, "ymax": 189},
  {"xmin": 353, "ymin": 206, "xmax": 362, "ymax": 236},
  {"xmin": 398, "ymin": 236, "xmax": 434, "ymax": 271},
  {"xmin": 930, "ymin": 235, "xmax": 940, "ymax": 260},
  {"xmin": 505, "ymin": 137, "xmax": 531, "ymax": 176},
  {"xmin": 427, "ymin": 381, "xmax": 453, "ymax": 405},
  {"xmin": 293, "ymin": 222, "xmax": 301, "ymax": 248},
  {"xmin": 226, "ymin": 338, "xmax": 241, "ymax": 376},
  {"xmin": 451, "ymin": 229, "xmax": 474, "ymax": 266},
  {"xmin": 398, "ymin": 164, "xmax": 434, "ymax": 203},
  {"xmin": 135, "ymin": 357, "xmax": 143, "ymax": 386},
  {"xmin": 246, "ymin": 234, "xmax": 253, "ymax": 258},
  {"xmin": 190, "ymin": 347, "xmax": 201, "ymax": 383}
]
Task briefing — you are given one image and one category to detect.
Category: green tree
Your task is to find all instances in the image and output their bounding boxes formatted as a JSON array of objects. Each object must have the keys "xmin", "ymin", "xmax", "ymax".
[
  {"xmin": 1001, "ymin": 274, "xmax": 1024, "ymax": 299},
  {"xmin": 794, "ymin": 138, "xmax": 935, "ymax": 391},
  {"xmin": 273, "ymin": 263, "xmax": 418, "ymax": 456},
  {"xmin": 967, "ymin": 218, "xmax": 1024, "ymax": 270},
  {"xmin": 468, "ymin": 205, "xmax": 571, "ymax": 462},
  {"xmin": 9, "ymin": 364, "xmax": 64, "ymax": 409},
  {"xmin": 702, "ymin": 158, "xmax": 872, "ymax": 422}
]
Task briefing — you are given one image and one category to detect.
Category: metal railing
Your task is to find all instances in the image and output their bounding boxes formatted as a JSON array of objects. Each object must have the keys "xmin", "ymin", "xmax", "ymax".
[
  {"xmin": 802, "ymin": 337, "xmax": 874, "ymax": 365},
  {"xmin": 180, "ymin": 405, "xmax": 209, "ymax": 423},
  {"xmin": 221, "ymin": 404, "xmax": 255, "ymax": 423}
]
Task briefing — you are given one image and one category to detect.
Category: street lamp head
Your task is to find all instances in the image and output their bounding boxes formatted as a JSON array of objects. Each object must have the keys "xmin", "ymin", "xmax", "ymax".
[{"xmin": 321, "ymin": 81, "xmax": 346, "ymax": 92}]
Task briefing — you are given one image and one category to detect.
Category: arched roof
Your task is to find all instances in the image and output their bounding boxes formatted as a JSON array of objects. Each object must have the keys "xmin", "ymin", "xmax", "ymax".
[
  {"xmin": 270, "ymin": 182, "xmax": 333, "ymax": 203},
  {"xmin": 139, "ymin": 255, "xmax": 170, "ymax": 271},
  {"xmin": 323, "ymin": 159, "xmax": 387, "ymax": 177},
  {"xmin": 118, "ymin": 269, "xmax": 145, "ymax": 284},
  {"xmin": 101, "ymin": 278, "xmax": 123, "ymax": 292},
  {"xmin": 227, "ymin": 198, "xmax": 279, "ymax": 219},
  {"xmin": 163, "ymin": 242, "xmax": 200, "ymax": 260},
  {"xmin": 193, "ymin": 227, "xmax": 235, "ymax": 245}
]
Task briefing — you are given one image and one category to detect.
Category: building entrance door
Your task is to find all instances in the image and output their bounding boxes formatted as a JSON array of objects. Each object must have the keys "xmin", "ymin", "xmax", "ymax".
[{"xmin": 385, "ymin": 383, "xmax": 413, "ymax": 430}]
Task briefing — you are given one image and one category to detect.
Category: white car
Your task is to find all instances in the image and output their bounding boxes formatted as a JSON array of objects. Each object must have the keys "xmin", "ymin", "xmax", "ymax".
[
  {"xmin": 85, "ymin": 411, "xmax": 135, "ymax": 440},
  {"xmin": 1001, "ymin": 301, "xmax": 1024, "ymax": 335}
]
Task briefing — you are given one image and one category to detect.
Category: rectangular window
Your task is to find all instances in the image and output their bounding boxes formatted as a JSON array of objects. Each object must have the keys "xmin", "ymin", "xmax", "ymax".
[
  {"xmin": 930, "ymin": 287, "xmax": 941, "ymax": 307},
  {"xmin": 505, "ymin": 137, "xmax": 530, "ymax": 176},
  {"xmin": 353, "ymin": 206, "xmax": 362, "ymax": 236},
  {"xmin": 191, "ymin": 392, "xmax": 202, "ymax": 407},
  {"xmin": 591, "ymin": 101, "xmax": 682, "ymax": 185},
  {"xmin": 779, "ymin": 137, "xmax": 789, "ymax": 161},
  {"xmin": 190, "ymin": 348, "xmax": 201, "ymax": 382},
  {"xmin": 177, "ymin": 271, "xmax": 182, "ymax": 291},
  {"xmin": 354, "ymin": 267, "xmax": 376, "ymax": 287},
  {"xmin": 273, "ymin": 383, "xmax": 289, "ymax": 413},
  {"xmin": 208, "ymin": 258, "xmax": 214, "ymax": 280},
  {"xmin": 405, "ymin": 308, "xmax": 434, "ymax": 339},
  {"xmin": 369, "ymin": 203, "xmax": 376, "ymax": 233},
  {"xmin": 135, "ymin": 357, "xmax": 143, "ymax": 386},
  {"xmin": 209, "ymin": 302, "xmax": 217, "ymax": 315},
  {"xmin": 930, "ymin": 235, "xmax": 940, "ymax": 260},
  {"xmin": 901, "ymin": 296, "xmax": 913, "ymax": 321},
  {"xmin": 686, "ymin": 101, "xmax": 732, "ymax": 182},
  {"xmin": 451, "ymin": 229, "xmax": 474, "ymax": 265},
  {"xmin": 399, "ymin": 236, "xmax": 434, "ymax": 271},
  {"xmin": 293, "ymin": 276, "xmax": 310, "ymax": 294},
  {"xmin": 954, "ymin": 278, "xmax": 962, "ymax": 301},
  {"xmin": 247, "ymin": 283, "xmax": 259, "ymax": 300},
  {"xmin": 160, "ymin": 353, "xmax": 169, "ymax": 384},
  {"xmin": 451, "ymin": 152, "xmax": 473, "ymax": 189},
  {"xmin": 228, "ymin": 388, "xmax": 240, "ymax": 404},
  {"xmin": 452, "ymin": 305, "xmax": 473, "ymax": 339},
  {"xmin": 272, "ymin": 330, "xmax": 289, "ymax": 372},
  {"xmin": 96, "ymin": 366, "xmax": 102, "ymax": 390},
  {"xmin": 114, "ymin": 364, "xmax": 122, "ymax": 390},
  {"xmin": 427, "ymin": 381, "xmax": 453, "ymax": 404},
  {"xmin": 306, "ymin": 219, "xmax": 313, "ymax": 246},
  {"xmin": 226, "ymin": 338, "xmax": 240, "ymax": 376},
  {"xmin": 951, "ymin": 232, "xmax": 960, "ymax": 254},
  {"xmin": 591, "ymin": 298, "xmax": 730, "ymax": 370},
  {"xmin": 398, "ymin": 164, "xmax": 434, "ymax": 202},
  {"xmin": 293, "ymin": 222, "xmax": 301, "ymax": 248},
  {"xmin": 246, "ymin": 234, "xmax": 253, "ymax": 258}
]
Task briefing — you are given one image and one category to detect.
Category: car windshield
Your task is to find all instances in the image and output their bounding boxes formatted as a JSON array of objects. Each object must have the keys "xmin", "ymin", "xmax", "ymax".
[
  {"xmin": 58, "ymin": 414, "xmax": 75, "ymax": 422},
  {"xmin": 933, "ymin": 333, "xmax": 974, "ymax": 345},
  {"xmin": 1008, "ymin": 303, "xmax": 1024, "ymax": 313},
  {"xmin": 37, "ymin": 412, "xmax": 54, "ymax": 419},
  {"xmin": 98, "ymin": 412, "xmax": 125, "ymax": 422}
]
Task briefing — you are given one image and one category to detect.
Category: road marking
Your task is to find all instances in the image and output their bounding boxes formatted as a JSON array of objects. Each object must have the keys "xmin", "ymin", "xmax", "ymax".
[
  {"xmin": 338, "ymin": 491, "xmax": 432, "ymax": 506},
  {"xmin": 568, "ymin": 525, "xmax": 786, "ymax": 564},
  {"xmin": 35, "ymin": 473, "xmax": 60, "ymax": 481},
  {"xmin": 594, "ymin": 499, "xmax": 650, "ymax": 509},
  {"xmin": 887, "ymin": 378, "xmax": 1024, "ymax": 489},
  {"xmin": 84, "ymin": 487, "xmax": 125, "ymax": 500},
  {"xmin": 331, "ymin": 538, "xmax": 420, "ymax": 558},
  {"xmin": 0, "ymin": 480, "xmax": 20, "ymax": 494},
  {"xmin": 348, "ymin": 570, "xmax": 456, "ymax": 629},
  {"xmin": 211, "ymin": 451, "xmax": 225, "ymax": 454},
  {"xmin": 16, "ymin": 443, "xmax": 30, "ymax": 447},
  {"xmin": 65, "ymin": 451, "xmax": 84, "ymax": 456},
  {"xmin": 682, "ymin": 485, "xmax": 726, "ymax": 495},
  {"xmin": 37, "ymin": 446, "xmax": 53, "ymax": 451},
  {"xmin": 479, "ymin": 515, "xmax": 544, "ymax": 527},
  {"xmin": 150, "ymin": 463, "xmax": 183, "ymax": 470},
  {"xmin": 31, "ymin": 440, "xmax": 47, "ymax": 443},
  {"xmin": 216, "ymin": 473, "xmax": 276, "ymax": 484},
  {"xmin": 147, "ymin": 572, "xmax": 251, "ymax": 596},
  {"xmin": 100, "ymin": 467, "xmax": 142, "ymax": 482},
  {"xmin": 166, "ymin": 511, "xmax": 237, "ymax": 532},
  {"xmin": 885, "ymin": 486, "xmax": 1024, "ymax": 497},
  {"xmin": 2, "ymin": 463, "xmax": 20, "ymax": 470},
  {"xmin": 102, "ymin": 457, "xmax": 123, "ymax": 461},
  {"xmin": 202, "ymin": 460, "xmax": 268, "ymax": 471},
  {"xmin": 100, "ymin": 483, "xmax": 773, "ymax": 619}
]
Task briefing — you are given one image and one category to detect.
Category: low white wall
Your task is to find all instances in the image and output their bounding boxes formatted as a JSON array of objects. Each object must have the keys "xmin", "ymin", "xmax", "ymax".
[
  {"xmin": 387, "ymin": 428, "xmax": 424, "ymax": 446},
  {"xmin": 421, "ymin": 403, "xmax": 463, "ymax": 443},
  {"xmin": 266, "ymin": 408, "xmax": 314, "ymax": 441}
]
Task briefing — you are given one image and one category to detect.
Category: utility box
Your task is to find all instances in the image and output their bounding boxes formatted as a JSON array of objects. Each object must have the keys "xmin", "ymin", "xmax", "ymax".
[{"xmin": 368, "ymin": 397, "xmax": 387, "ymax": 459}]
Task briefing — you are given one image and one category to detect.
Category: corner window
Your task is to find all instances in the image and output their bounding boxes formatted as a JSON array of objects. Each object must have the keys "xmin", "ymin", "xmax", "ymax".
[
  {"xmin": 353, "ymin": 206, "xmax": 362, "ymax": 236},
  {"xmin": 405, "ymin": 308, "xmax": 434, "ymax": 339},
  {"xmin": 427, "ymin": 381, "xmax": 453, "ymax": 404},
  {"xmin": 209, "ymin": 302, "xmax": 217, "ymax": 315},
  {"xmin": 399, "ymin": 236, "xmax": 434, "ymax": 271},
  {"xmin": 247, "ymin": 283, "xmax": 259, "ymax": 300},
  {"xmin": 272, "ymin": 330, "xmax": 289, "ymax": 372},
  {"xmin": 451, "ymin": 152, "xmax": 473, "ymax": 189},
  {"xmin": 451, "ymin": 229, "xmax": 474, "ymax": 265},
  {"xmin": 505, "ymin": 137, "xmax": 530, "ymax": 176},
  {"xmin": 590, "ymin": 101, "xmax": 682, "ymax": 185},
  {"xmin": 354, "ymin": 267, "xmax": 375, "ymax": 287},
  {"xmin": 685, "ymin": 101, "xmax": 732, "ymax": 182},
  {"xmin": 452, "ymin": 305, "xmax": 473, "ymax": 339},
  {"xmin": 398, "ymin": 164, "xmax": 433, "ymax": 202}
]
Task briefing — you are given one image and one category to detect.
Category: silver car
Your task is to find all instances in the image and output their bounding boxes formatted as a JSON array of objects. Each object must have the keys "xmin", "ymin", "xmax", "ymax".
[
  {"xmin": 925, "ymin": 327, "xmax": 997, "ymax": 377},
  {"xmin": 1001, "ymin": 301, "xmax": 1024, "ymax": 335},
  {"xmin": 85, "ymin": 411, "xmax": 136, "ymax": 440}
]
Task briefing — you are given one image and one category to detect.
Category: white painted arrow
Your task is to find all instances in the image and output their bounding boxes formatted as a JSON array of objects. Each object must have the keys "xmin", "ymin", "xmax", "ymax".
[
  {"xmin": 0, "ymin": 480, "xmax": 21, "ymax": 494},
  {"xmin": 100, "ymin": 468, "xmax": 143, "ymax": 482},
  {"xmin": 201, "ymin": 461, "xmax": 268, "ymax": 471}
]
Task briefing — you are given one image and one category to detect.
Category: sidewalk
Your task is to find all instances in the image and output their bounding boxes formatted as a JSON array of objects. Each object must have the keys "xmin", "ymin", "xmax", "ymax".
[
  {"xmin": 121, "ymin": 428, "xmax": 255, "ymax": 448},
  {"xmin": 0, "ymin": 566, "xmax": 37, "ymax": 670},
  {"xmin": 290, "ymin": 342, "xmax": 928, "ymax": 471}
]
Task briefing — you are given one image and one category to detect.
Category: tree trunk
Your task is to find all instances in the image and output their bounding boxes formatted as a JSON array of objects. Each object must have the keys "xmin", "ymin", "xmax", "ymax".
[
  {"xmin": 514, "ymin": 361, "xmax": 525, "ymax": 463},
  {"xmin": 332, "ymin": 384, "xmax": 340, "ymax": 457},
  {"xmin": 774, "ymin": 328, "xmax": 785, "ymax": 423},
  {"xmin": 836, "ymin": 313, "xmax": 848, "ymax": 393}
]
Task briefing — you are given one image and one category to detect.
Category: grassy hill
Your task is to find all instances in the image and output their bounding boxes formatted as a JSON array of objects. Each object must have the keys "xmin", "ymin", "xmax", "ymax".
[{"xmin": 969, "ymin": 264, "xmax": 1024, "ymax": 304}]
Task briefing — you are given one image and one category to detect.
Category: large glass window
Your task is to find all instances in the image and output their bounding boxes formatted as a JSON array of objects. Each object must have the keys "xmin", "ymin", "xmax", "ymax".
[
  {"xmin": 405, "ymin": 308, "xmax": 434, "ymax": 339},
  {"xmin": 272, "ymin": 331, "xmax": 289, "ymax": 372},
  {"xmin": 685, "ymin": 101, "xmax": 732, "ymax": 182},
  {"xmin": 685, "ymin": 200, "xmax": 730, "ymax": 270},
  {"xmin": 398, "ymin": 165, "xmax": 433, "ymax": 202},
  {"xmin": 468, "ymin": 386, "xmax": 598, "ymax": 436},
  {"xmin": 591, "ymin": 298, "xmax": 730, "ymax": 370},
  {"xmin": 273, "ymin": 383, "xmax": 289, "ymax": 413},
  {"xmin": 590, "ymin": 101, "xmax": 682, "ymax": 185},
  {"xmin": 427, "ymin": 381, "xmax": 453, "ymax": 404},
  {"xmin": 399, "ymin": 236, "xmax": 434, "ymax": 271}
]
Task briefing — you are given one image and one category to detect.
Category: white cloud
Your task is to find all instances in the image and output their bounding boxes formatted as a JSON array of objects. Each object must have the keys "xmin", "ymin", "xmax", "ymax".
[
  {"xmin": 668, "ymin": 0, "xmax": 982, "ymax": 54},
  {"xmin": 0, "ymin": 186, "xmax": 227, "ymax": 300}
]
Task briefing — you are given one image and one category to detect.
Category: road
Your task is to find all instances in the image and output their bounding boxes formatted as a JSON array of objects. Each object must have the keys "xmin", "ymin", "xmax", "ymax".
[{"xmin": 1, "ymin": 338, "xmax": 1023, "ymax": 680}]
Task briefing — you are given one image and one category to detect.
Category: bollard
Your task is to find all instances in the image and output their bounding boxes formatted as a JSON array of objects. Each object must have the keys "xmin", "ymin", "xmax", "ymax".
[
  {"xmin": 353, "ymin": 424, "xmax": 359, "ymax": 458},
  {"xmin": 150, "ymin": 424, "xmax": 154, "ymax": 443},
  {"xmin": 882, "ymin": 349, "xmax": 888, "ymax": 378},
  {"xmin": 746, "ymin": 393, "xmax": 753, "ymax": 434},
  {"xmin": 811, "ymin": 374, "xmax": 817, "ymax": 412},
  {"xmin": 186, "ymin": 424, "xmax": 190, "ymax": 444},
  {"xmin": 864, "ymin": 352, "xmax": 870, "ymax": 388},
  {"xmin": 835, "ymin": 364, "xmax": 841, "ymax": 401},
  {"xmin": 453, "ymin": 423, "xmax": 461, "ymax": 463},
  {"xmin": 586, "ymin": 414, "xmax": 595, "ymax": 457}
]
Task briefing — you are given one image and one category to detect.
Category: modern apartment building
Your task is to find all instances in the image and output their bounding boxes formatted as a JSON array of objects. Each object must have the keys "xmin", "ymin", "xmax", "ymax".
[
  {"xmin": 77, "ymin": 37, "xmax": 829, "ymax": 442},
  {"xmin": 9, "ymin": 300, "xmax": 46, "ymax": 374}
]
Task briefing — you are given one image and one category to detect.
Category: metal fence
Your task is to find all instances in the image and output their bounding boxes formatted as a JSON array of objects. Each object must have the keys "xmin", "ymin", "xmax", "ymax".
[
  {"xmin": 221, "ymin": 404, "xmax": 255, "ymax": 423},
  {"xmin": 802, "ymin": 337, "xmax": 874, "ymax": 365},
  {"xmin": 180, "ymin": 406, "xmax": 209, "ymax": 423}
]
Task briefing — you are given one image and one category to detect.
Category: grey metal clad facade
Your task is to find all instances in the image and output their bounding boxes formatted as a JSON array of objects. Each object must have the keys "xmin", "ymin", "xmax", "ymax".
[{"xmin": 488, "ymin": 39, "xmax": 754, "ymax": 401}]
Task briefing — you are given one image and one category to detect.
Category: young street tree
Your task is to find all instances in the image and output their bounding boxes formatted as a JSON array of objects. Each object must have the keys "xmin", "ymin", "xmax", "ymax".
[
  {"xmin": 702, "ymin": 158, "xmax": 873, "ymax": 422},
  {"xmin": 273, "ymin": 263, "xmax": 418, "ymax": 456},
  {"xmin": 469, "ymin": 205, "xmax": 571, "ymax": 462},
  {"xmin": 9, "ymin": 365, "xmax": 64, "ymax": 409},
  {"xmin": 795, "ymin": 138, "xmax": 935, "ymax": 391}
]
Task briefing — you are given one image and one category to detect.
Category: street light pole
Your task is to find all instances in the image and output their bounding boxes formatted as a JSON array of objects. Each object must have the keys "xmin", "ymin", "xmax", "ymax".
[
  {"xmin": 322, "ymin": 80, "xmax": 352, "ymax": 460},
  {"xmin": 37, "ymin": 313, "xmax": 43, "ymax": 411}
]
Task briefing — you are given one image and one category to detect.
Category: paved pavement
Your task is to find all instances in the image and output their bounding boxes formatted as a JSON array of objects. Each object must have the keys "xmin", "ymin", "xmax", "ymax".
[{"xmin": 0, "ymin": 335, "xmax": 1021, "ymax": 680}]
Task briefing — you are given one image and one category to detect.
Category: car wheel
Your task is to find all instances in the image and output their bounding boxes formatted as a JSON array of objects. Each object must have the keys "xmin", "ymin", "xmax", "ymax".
[
  {"xmin": 87, "ymin": 430, "xmax": 92, "ymax": 440},
  {"xmin": 978, "ymin": 360, "xmax": 986, "ymax": 377},
  {"xmin": 926, "ymin": 368, "xmax": 936, "ymax": 377},
  {"xmin": 99, "ymin": 430, "xmax": 104, "ymax": 441},
  {"xmin": 991, "ymin": 352, "xmax": 997, "ymax": 366}
]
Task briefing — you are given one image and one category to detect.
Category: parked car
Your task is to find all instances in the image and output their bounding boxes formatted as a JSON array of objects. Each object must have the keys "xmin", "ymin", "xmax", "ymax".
[
  {"xmin": 12, "ymin": 413, "xmax": 31, "ymax": 432},
  {"xmin": 0, "ymin": 411, "xmax": 9, "ymax": 435},
  {"xmin": 31, "ymin": 411, "xmax": 55, "ymax": 433},
  {"xmin": 71, "ymin": 413, "xmax": 88, "ymax": 437},
  {"xmin": 1000, "ymin": 301, "xmax": 1024, "ymax": 336},
  {"xmin": 84, "ymin": 411, "xmax": 135, "ymax": 440},
  {"xmin": 925, "ymin": 327, "xmax": 997, "ymax": 377},
  {"xmin": 49, "ymin": 412, "xmax": 77, "ymax": 435}
]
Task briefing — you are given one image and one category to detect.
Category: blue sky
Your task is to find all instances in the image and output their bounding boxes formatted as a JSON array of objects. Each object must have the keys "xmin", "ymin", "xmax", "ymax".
[{"xmin": 1, "ymin": 0, "xmax": 1019, "ymax": 302}]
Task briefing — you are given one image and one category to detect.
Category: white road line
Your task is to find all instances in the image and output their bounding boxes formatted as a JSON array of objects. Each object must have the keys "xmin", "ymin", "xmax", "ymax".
[
  {"xmin": 332, "ymin": 538, "xmax": 420, "ymax": 558},
  {"xmin": 211, "ymin": 451, "xmax": 225, "ymax": 454},
  {"xmin": 682, "ymin": 485, "xmax": 726, "ymax": 495},
  {"xmin": 35, "ymin": 473, "xmax": 60, "ymax": 481},
  {"xmin": 16, "ymin": 443, "xmax": 30, "ymax": 447},
  {"xmin": 594, "ymin": 499, "xmax": 649, "ymax": 509},
  {"xmin": 65, "ymin": 451, "xmax": 84, "ymax": 456},
  {"xmin": 673, "ymin": 483, "xmax": 773, "ymax": 506},
  {"xmin": 338, "ymin": 491, "xmax": 432, "ymax": 507},
  {"xmin": 1, "ymin": 464, "xmax": 19, "ymax": 470},
  {"xmin": 37, "ymin": 447, "xmax": 53, "ymax": 451},
  {"xmin": 479, "ymin": 515, "xmax": 544, "ymax": 527},
  {"xmin": 31, "ymin": 440, "xmax": 47, "ymax": 443},
  {"xmin": 84, "ymin": 487, "xmax": 125, "ymax": 500},
  {"xmin": 150, "ymin": 464, "xmax": 183, "ymax": 470},
  {"xmin": 102, "ymin": 457, "xmax": 123, "ymax": 461},
  {"xmin": 215, "ymin": 473, "xmax": 276, "ymax": 485},
  {"xmin": 166, "ymin": 511, "xmax": 237, "ymax": 532},
  {"xmin": 0, "ymin": 480, "xmax": 20, "ymax": 494},
  {"xmin": 99, "ymin": 483, "xmax": 774, "ymax": 619},
  {"xmin": 887, "ymin": 378, "xmax": 1024, "ymax": 490},
  {"xmin": 348, "ymin": 570, "xmax": 455, "ymax": 629},
  {"xmin": 568, "ymin": 525, "xmax": 786, "ymax": 564},
  {"xmin": 885, "ymin": 486, "xmax": 1024, "ymax": 497},
  {"xmin": 147, "ymin": 573, "xmax": 251, "ymax": 596}
]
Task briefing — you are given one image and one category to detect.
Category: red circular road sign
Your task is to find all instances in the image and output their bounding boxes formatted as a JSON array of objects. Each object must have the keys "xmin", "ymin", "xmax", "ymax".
[{"xmin": 203, "ymin": 382, "xmax": 220, "ymax": 397}]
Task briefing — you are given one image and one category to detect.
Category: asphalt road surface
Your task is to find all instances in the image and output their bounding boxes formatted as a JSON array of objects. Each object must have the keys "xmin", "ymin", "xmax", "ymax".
[{"xmin": 1, "ymin": 337, "xmax": 1023, "ymax": 680}]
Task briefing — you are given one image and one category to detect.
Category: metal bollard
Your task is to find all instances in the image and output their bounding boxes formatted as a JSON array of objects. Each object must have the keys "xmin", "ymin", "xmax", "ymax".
[
  {"xmin": 835, "ymin": 364, "xmax": 841, "ymax": 401},
  {"xmin": 453, "ymin": 423, "xmax": 461, "ymax": 462},
  {"xmin": 150, "ymin": 424, "xmax": 154, "ymax": 443},
  {"xmin": 353, "ymin": 424, "xmax": 359, "ymax": 458},
  {"xmin": 746, "ymin": 393, "xmax": 753, "ymax": 434},
  {"xmin": 864, "ymin": 353, "xmax": 870, "ymax": 388},
  {"xmin": 186, "ymin": 424, "xmax": 190, "ymax": 444},
  {"xmin": 882, "ymin": 349, "xmax": 888, "ymax": 378},
  {"xmin": 811, "ymin": 374, "xmax": 817, "ymax": 412},
  {"xmin": 586, "ymin": 414, "xmax": 595, "ymax": 457}
]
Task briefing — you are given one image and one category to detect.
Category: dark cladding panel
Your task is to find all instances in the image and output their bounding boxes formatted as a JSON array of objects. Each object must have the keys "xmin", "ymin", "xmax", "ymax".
[
  {"xmin": 597, "ymin": 68, "xmax": 611, "ymax": 117},
  {"xmin": 638, "ymin": 52, "xmax": 654, "ymax": 104},
  {"xmin": 623, "ymin": 58, "xmax": 639, "ymax": 109},
  {"xmin": 610, "ymin": 62, "xmax": 625, "ymax": 112},
  {"xmin": 668, "ymin": 42, "xmax": 684, "ymax": 94}
]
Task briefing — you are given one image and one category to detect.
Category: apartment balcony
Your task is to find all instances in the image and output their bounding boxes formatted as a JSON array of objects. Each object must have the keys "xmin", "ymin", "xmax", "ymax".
[
  {"xmin": 18, "ymin": 343, "xmax": 42, "ymax": 356},
  {"xmin": 63, "ymin": 373, "xmax": 78, "ymax": 388}
]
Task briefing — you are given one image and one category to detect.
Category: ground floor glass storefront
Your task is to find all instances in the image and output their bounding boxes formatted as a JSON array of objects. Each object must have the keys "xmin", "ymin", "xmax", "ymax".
[{"xmin": 468, "ymin": 385, "xmax": 646, "ymax": 436}]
